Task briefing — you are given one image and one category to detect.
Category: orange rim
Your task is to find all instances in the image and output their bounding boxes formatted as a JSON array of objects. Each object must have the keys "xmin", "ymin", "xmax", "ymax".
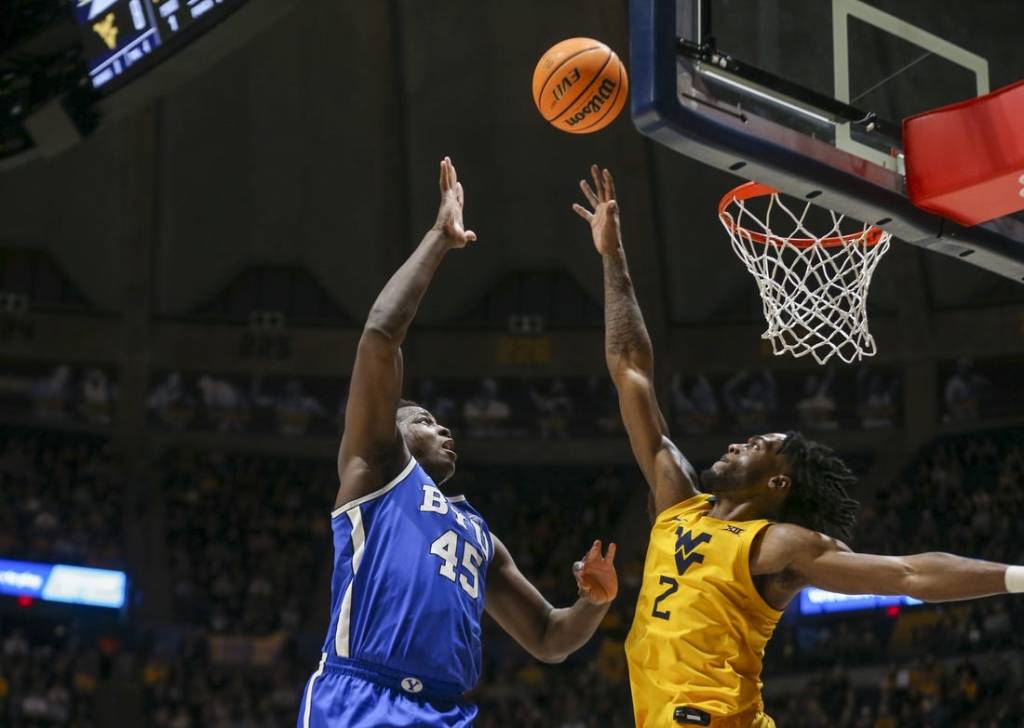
[{"xmin": 718, "ymin": 182, "xmax": 887, "ymax": 249}]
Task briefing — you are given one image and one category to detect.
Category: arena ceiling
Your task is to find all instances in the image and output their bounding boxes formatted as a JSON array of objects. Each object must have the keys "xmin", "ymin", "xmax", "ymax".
[{"xmin": 1, "ymin": 0, "xmax": 1022, "ymax": 332}]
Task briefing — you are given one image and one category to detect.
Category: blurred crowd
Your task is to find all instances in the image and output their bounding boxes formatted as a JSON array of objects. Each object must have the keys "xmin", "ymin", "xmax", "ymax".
[
  {"xmin": 0, "ymin": 364, "xmax": 116, "ymax": 427},
  {"xmin": 770, "ymin": 654, "xmax": 1023, "ymax": 727},
  {"xmin": 2, "ymin": 424, "xmax": 1024, "ymax": 725},
  {"xmin": 671, "ymin": 367, "xmax": 900, "ymax": 434},
  {"xmin": 144, "ymin": 368, "xmax": 904, "ymax": 440},
  {"xmin": 141, "ymin": 631, "xmax": 306, "ymax": 728},
  {"xmin": 154, "ymin": 461, "xmax": 640, "ymax": 727},
  {"xmin": 4, "ymin": 355, "xmax": 1024, "ymax": 436},
  {"xmin": 470, "ymin": 466, "xmax": 640, "ymax": 727},
  {"xmin": 0, "ymin": 619, "xmax": 104, "ymax": 728},
  {"xmin": 163, "ymin": 451, "xmax": 336, "ymax": 634},
  {"xmin": 0, "ymin": 429, "xmax": 125, "ymax": 567}
]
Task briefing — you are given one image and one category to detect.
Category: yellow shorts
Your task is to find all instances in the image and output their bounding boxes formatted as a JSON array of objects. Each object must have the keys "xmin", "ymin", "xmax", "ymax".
[
  {"xmin": 639, "ymin": 707, "xmax": 775, "ymax": 727},
  {"xmin": 707, "ymin": 711, "xmax": 775, "ymax": 728}
]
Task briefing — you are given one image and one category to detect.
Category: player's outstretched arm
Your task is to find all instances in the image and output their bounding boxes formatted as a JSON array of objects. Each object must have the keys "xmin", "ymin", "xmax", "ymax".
[
  {"xmin": 485, "ymin": 536, "xmax": 617, "ymax": 664},
  {"xmin": 573, "ymin": 165, "xmax": 699, "ymax": 515},
  {"xmin": 336, "ymin": 157, "xmax": 477, "ymax": 509},
  {"xmin": 754, "ymin": 523, "xmax": 1023, "ymax": 603}
]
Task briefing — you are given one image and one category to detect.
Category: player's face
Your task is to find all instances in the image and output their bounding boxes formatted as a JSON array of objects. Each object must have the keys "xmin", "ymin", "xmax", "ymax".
[
  {"xmin": 397, "ymin": 406, "xmax": 457, "ymax": 485},
  {"xmin": 704, "ymin": 432, "xmax": 789, "ymax": 495}
]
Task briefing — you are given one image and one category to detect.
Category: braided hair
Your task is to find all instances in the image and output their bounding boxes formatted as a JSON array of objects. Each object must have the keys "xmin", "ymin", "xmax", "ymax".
[{"xmin": 778, "ymin": 431, "xmax": 860, "ymax": 542}]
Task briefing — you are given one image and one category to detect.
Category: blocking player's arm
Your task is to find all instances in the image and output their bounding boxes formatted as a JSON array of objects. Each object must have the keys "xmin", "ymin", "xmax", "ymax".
[
  {"xmin": 573, "ymin": 165, "xmax": 699, "ymax": 515},
  {"xmin": 335, "ymin": 158, "xmax": 477, "ymax": 508},
  {"xmin": 485, "ymin": 535, "xmax": 617, "ymax": 664},
  {"xmin": 754, "ymin": 523, "xmax": 1017, "ymax": 603}
]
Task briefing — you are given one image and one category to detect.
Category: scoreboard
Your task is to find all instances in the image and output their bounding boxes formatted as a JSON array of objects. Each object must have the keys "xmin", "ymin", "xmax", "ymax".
[
  {"xmin": 0, "ymin": 558, "xmax": 127, "ymax": 609},
  {"xmin": 72, "ymin": 0, "xmax": 246, "ymax": 91}
]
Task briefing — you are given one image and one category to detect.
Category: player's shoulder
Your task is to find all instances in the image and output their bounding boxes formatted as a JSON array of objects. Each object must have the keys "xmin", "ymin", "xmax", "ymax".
[
  {"xmin": 759, "ymin": 523, "xmax": 850, "ymax": 561},
  {"xmin": 655, "ymin": 490, "xmax": 713, "ymax": 523},
  {"xmin": 333, "ymin": 455, "xmax": 422, "ymax": 515}
]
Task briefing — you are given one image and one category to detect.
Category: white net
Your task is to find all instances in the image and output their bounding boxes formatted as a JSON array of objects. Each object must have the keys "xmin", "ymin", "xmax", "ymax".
[{"xmin": 718, "ymin": 183, "xmax": 893, "ymax": 366}]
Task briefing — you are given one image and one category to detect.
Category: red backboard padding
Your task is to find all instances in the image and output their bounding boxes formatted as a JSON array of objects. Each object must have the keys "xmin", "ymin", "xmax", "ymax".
[{"xmin": 904, "ymin": 79, "xmax": 1024, "ymax": 227}]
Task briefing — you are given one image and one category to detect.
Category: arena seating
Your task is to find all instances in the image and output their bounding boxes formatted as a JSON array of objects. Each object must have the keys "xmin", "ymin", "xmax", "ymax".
[{"xmin": 2, "ymin": 426, "xmax": 1022, "ymax": 725}]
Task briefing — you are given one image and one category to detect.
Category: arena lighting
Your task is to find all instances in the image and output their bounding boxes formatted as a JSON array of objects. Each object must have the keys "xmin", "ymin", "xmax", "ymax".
[
  {"xmin": 0, "ymin": 558, "xmax": 127, "ymax": 609},
  {"xmin": 799, "ymin": 587, "xmax": 922, "ymax": 615}
]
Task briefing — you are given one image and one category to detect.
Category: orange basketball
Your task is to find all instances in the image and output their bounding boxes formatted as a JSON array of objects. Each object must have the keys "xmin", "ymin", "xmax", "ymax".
[{"xmin": 532, "ymin": 37, "xmax": 629, "ymax": 134}]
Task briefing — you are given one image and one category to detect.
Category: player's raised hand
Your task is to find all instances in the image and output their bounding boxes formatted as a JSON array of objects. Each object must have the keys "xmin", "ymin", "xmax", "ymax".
[
  {"xmin": 573, "ymin": 540, "xmax": 618, "ymax": 605},
  {"xmin": 435, "ymin": 156, "xmax": 477, "ymax": 248},
  {"xmin": 572, "ymin": 165, "xmax": 621, "ymax": 256}
]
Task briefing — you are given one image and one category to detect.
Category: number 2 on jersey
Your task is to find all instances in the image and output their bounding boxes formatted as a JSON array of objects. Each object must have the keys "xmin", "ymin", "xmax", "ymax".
[
  {"xmin": 652, "ymin": 575, "xmax": 678, "ymax": 620},
  {"xmin": 430, "ymin": 530, "xmax": 483, "ymax": 598}
]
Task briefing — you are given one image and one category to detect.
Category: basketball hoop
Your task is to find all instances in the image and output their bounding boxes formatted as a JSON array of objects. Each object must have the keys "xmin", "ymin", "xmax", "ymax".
[{"xmin": 718, "ymin": 182, "xmax": 892, "ymax": 365}]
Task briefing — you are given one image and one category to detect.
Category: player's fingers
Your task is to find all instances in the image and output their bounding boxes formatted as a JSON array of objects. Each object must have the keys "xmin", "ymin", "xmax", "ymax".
[
  {"xmin": 579, "ymin": 179, "xmax": 599, "ymax": 207},
  {"xmin": 603, "ymin": 168, "xmax": 616, "ymax": 200},
  {"xmin": 456, "ymin": 181, "xmax": 465, "ymax": 207},
  {"xmin": 572, "ymin": 561, "xmax": 587, "ymax": 591},
  {"xmin": 464, "ymin": 229, "xmax": 477, "ymax": 242},
  {"xmin": 448, "ymin": 157, "xmax": 458, "ymax": 186},
  {"xmin": 606, "ymin": 542, "xmax": 617, "ymax": 564},
  {"xmin": 572, "ymin": 203, "xmax": 594, "ymax": 222},
  {"xmin": 590, "ymin": 164, "xmax": 603, "ymax": 198},
  {"xmin": 442, "ymin": 157, "xmax": 453, "ymax": 190},
  {"xmin": 574, "ymin": 567, "xmax": 591, "ymax": 587},
  {"xmin": 589, "ymin": 540, "xmax": 602, "ymax": 560},
  {"xmin": 439, "ymin": 158, "xmax": 446, "ymax": 191}
]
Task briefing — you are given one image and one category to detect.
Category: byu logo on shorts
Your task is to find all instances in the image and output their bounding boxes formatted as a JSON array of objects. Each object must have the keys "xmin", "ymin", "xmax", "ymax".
[{"xmin": 401, "ymin": 677, "xmax": 424, "ymax": 694}]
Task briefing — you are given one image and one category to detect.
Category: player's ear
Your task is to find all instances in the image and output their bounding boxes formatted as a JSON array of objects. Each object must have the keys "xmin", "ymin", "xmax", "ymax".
[{"xmin": 768, "ymin": 474, "xmax": 791, "ymax": 491}]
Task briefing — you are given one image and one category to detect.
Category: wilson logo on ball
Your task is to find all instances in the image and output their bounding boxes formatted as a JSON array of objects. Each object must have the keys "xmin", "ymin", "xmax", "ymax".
[
  {"xmin": 532, "ymin": 37, "xmax": 629, "ymax": 134},
  {"xmin": 563, "ymin": 78, "xmax": 618, "ymax": 127}
]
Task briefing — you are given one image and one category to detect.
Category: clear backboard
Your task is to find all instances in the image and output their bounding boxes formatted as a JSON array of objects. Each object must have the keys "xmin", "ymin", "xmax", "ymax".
[{"xmin": 630, "ymin": 0, "xmax": 1024, "ymax": 282}]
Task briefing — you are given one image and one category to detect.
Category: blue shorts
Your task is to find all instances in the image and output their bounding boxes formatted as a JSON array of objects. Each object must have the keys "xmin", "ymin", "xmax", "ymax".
[{"xmin": 297, "ymin": 655, "xmax": 477, "ymax": 728}]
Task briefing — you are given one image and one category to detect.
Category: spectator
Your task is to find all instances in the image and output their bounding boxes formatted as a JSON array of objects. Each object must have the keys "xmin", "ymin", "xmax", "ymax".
[
  {"xmin": 723, "ymin": 371, "xmax": 777, "ymax": 428},
  {"xmin": 30, "ymin": 365, "xmax": 72, "ymax": 420},
  {"xmin": 796, "ymin": 368, "xmax": 838, "ymax": 430},
  {"xmin": 415, "ymin": 378, "xmax": 457, "ymax": 427},
  {"xmin": 670, "ymin": 373, "xmax": 720, "ymax": 435},
  {"xmin": 252, "ymin": 377, "xmax": 326, "ymax": 436},
  {"xmin": 80, "ymin": 367, "xmax": 114, "ymax": 425},
  {"xmin": 857, "ymin": 370, "xmax": 898, "ymax": 429},
  {"xmin": 585, "ymin": 376, "xmax": 623, "ymax": 436},
  {"xmin": 463, "ymin": 378, "xmax": 511, "ymax": 438},
  {"xmin": 943, "ymin": 358, "xmax": 989, "ymax": 423},
  {"xmin": 529, "ymin": 379, "xmax": 573, "ymax": 438},
  {"xmin": 148, "ymin": 372, "xmax": 197, "ymax": 430},
  {"xmin": 197, "ymin": 375, "xmax": 249, "ymax": 432}
]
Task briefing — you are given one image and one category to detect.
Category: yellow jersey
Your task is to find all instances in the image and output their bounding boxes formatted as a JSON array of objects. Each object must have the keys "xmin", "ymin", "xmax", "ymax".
[{"xmin": 625, "ymin": 493, "xmax": 783, "ymax": 727}]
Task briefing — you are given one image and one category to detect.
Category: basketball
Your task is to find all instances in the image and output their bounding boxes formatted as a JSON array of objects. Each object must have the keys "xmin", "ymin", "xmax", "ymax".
[{"xmin": 532, "ymin": 37, "xmax": 629, "ymax": 134}]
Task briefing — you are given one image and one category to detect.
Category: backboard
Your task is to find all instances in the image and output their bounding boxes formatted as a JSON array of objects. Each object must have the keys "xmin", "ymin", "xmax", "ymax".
[{"xmin": 630, "ymin": 0, "xmax": 1024, "ymax": 282}]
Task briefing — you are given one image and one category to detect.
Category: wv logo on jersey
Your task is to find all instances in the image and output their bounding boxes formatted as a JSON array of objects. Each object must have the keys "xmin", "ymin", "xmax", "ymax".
[{"xmin": 674, "ymin": 527, "xmax": 711, "ymax": 575}]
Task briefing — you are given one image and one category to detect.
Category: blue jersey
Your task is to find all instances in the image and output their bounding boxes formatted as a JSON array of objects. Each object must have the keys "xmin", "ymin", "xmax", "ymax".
[{"xmin": 300, "ymin": 458, "xmax": 493, "ymax": 727}]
